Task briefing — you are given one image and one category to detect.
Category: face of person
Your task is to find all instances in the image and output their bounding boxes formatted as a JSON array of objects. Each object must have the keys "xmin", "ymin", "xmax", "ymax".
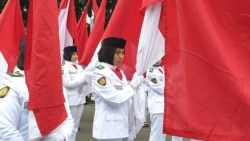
[
  {"xmin": 155, "ymin": 59, "xmax": 162, "ymax": 66},
  {"xmin": 113, "ymin": 48, "xmax": 125, "ymax": 66},
  {"xmin": 71, "ymin": 52, "xmax": 78, "ymax": 62}
]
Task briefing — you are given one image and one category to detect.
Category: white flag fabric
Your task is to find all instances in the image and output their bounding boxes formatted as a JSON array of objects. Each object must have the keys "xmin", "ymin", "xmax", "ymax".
[
  {"xmin": 133, "ymin": 1, "xmax": 165, "ymax": 133},
  {"xmin": 58, "ymin": 0, "xmax": 74, "ymax": 64},
  {"xmin": 136, "ymin": 2, "xmax": 165, "ymax": 75},
  {"xmin": 0, "ymin": 52, "xmax": 8, "ymax": 86}
]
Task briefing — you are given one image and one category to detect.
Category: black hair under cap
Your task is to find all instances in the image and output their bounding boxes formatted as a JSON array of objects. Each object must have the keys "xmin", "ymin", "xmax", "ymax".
[
  {"xmin": 98, "ymin": 47, "xmax": 116, "ymax": 65},
  {"xmin": 17, "ymin": 35, "xmax": 27, "ymax": 70},
  {"xmin": 101, "ymin": 37, "xmax": 126, "ymax": 49},
  {"xmin": 63, "ymin": 46, "xmax": 77, "ymax": 61},
  {"xmin": 98, "ymin": 37, "xmax": 126, "ymax": 65}
]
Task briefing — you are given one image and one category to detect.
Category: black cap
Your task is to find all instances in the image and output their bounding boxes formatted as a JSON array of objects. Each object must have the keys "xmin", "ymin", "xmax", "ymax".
[
  {"xmin": 101, "ymin": 37, "xmax": 126, "ymax": 49},
  {"xmin": 63, "ymin": 46, "xmax": 77, "ymax": 53},
  {"xmin": 63, "ymin": 46, "xmax": 77, "ymax": 61},
  {"xmin": 98, "ymin": 37, "xmax": 126, "ymax": 65}
]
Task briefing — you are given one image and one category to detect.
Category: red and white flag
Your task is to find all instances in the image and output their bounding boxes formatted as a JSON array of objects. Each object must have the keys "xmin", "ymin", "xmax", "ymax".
[
  {"xmin": 77, "ymin": 0, "xmax": 91, "ymax": 61},
  {"xmin": 92, "ymin": 0, "xmax": 99, "ymax": 16},
  {"xmin": 164, "ymin": 0, "xmax": 250, "ymax": 140},
  {"xmin": 0, "ymin": 0, "xmax": 25, "ymax": 72},
  {"xmin": 130, "ymin": 0, "xmax": 165, "ymax": 132},
  {"xmin": 25, "ymin": 0, "xmax": 67, "ymax": 139},
  {"xmin": 58, "ymin": 0, "xmax": 78, "ymax": 63},
  {"xmin": 137, "ymin": 0, "xmax": 165, "ymax": 76},
  {"xmin": 79, "ymin": 0, "xmax": 107, "ymax": 67}
]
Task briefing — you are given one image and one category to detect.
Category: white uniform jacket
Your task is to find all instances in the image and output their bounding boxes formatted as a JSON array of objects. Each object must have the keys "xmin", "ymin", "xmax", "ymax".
[
  {"xmin": 0, "ymin": 71, "xmax": 29, "ymax": 141},
  {"xmin": 92, "ymin": 63, "xmax": 135, "ymax": 139},
  {"xmin": 146, "ymin": 66, "xmax": 165, "ymax": 114},
  {"xmin": 62, "ymin": 61, "xmax": 87, "ymax": 106}
]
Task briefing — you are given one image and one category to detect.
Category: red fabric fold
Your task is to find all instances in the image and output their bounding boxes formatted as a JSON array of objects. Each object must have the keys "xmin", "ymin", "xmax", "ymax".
[
  {"xmin": 113, "ymin": 68, "xmax": 122, "ymax": 80},
  {"xmin": 164, "ymin": 0, "xmax": 250, "ymax": 140},
  {"xmin": 0, "ymin": 0, "xmax": 25, "ymax": 72},
  {"xmin": 25, "ymin": 0, "xmax": 67, "ymax": 135}
]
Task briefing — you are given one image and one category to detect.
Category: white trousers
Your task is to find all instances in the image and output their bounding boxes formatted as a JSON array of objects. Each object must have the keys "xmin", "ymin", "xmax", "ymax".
[
  {"xmin": 149, "ymin": 114, "xmax": 166, "ymax": 141},
  {"xmin": 98, "ymin": 138, "xmax": 127, "ymax": 141},
  {"xmin": 172, "ymin": 136, "xmax": 183, "ymax": 141},
  {"xmin": 69, "ymin": 104, "xmax": 84, "ymax": 141},
  {"xmin": 172, "ymin": 136, "xmax": 203, "ymax": 141}
]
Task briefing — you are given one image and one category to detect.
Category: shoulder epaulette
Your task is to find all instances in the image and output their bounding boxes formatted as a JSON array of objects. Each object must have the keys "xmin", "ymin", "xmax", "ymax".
[
  {"xmin": 96, "ymin": 65, "xmax": 105, "ymax": 70},
  {"xmin": 149, "ymin": 68, "xmax": 154, "ymax": 73},
  {"xmin": 7, "ymin": 71, "xmax": 24, "ymax": 77}
]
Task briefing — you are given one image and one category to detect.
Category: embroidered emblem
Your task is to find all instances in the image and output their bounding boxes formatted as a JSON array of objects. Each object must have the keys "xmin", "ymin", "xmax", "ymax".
[
  {"xmin": 97, "ymin": 77, "xmax": 106, "ymax": 86},
  {"xmin": 96, "ymin": 65, "xmax": 105, "ymax": 70},
  {"xmin": 7, "ymin": 72, "xmax": 24, "ymax": 77},
  {"xmin": 151, "ymin": 78, "xmax": 157, "ymax": 84},
  {"xmin": 0, "ymin": 86, "xmax": 10, "ymax": 98},
  {"xmin": 149, "ymin": 68, "xmax": 154, "ymax": 73}
]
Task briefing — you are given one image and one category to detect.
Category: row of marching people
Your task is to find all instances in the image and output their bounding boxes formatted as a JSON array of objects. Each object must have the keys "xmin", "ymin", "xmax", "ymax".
[
  {"xmin": 0, "ymin": 36, "xmax": 202, "ymax": 141},
  {"xmin": 0, "ymin": 36, "xmax": 143, "ymax": 141},
  {"xmin": 142, "ymin": 59, "xmax": 202, "ymax": 141},
  {"xmin": 0, "ymin": 35, "xmax": 74, "ymax": 141}
]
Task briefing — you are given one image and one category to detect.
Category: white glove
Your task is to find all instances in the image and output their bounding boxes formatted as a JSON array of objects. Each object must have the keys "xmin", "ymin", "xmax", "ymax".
[
  {"xmin": 42, "ymin": 131, "xmax": 65, "ymax": 141},
  {"xmin": 130, "ymin": 73, "xmax": 143, "ymax": 88},
  {"xmin": 128, "ymin": 131, "xmax": 136, "ymax": 141},
  {"xmin": 84, "ymin": 70, "xmax": 92, "ymax": 84},
  {"xmin": 79, "ymin": 71, "xmax": 90, "ymax": 85}
]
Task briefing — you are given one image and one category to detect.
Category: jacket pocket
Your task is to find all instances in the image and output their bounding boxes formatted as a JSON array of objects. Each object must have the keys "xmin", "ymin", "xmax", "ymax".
[{"xmin": 106, "ymin": 114, "xmax": 123, "ymax": 121}]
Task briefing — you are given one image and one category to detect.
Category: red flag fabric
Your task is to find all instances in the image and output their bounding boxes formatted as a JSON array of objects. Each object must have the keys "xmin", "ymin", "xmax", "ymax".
[
  {"xmin": 0, "ymin": 0, "xmax": 24, "ymax": 72},
  {"xmin": 92, "ymin": 0, "xmax": 99, "ymax": 17},
  {"xmin": 141, "ymin": 0, "xmax": 162, "ymax": 10},
  {"xmin": 164, "ymin": 0, "xmax": 250, "ymax": 140},
  {"xmin": 79, "ymin": 0, "xmax": 107, "ymax": 66},
  {"xmin": 25, "ymin": 0, "xmax": 67, "ymax": 136},
  {"xmin": 102, "ymin": 0, "xmax": 144, "ymax": 80},
  {"xmin": 77, "ymin": 0, "xmax": 91, "ymax": 61},
  {"xmin": 66, "ymin": 0, "xmax": 78, "ymax": 45}
]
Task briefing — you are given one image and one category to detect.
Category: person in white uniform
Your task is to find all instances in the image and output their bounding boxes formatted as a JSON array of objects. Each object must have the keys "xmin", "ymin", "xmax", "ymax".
[
  {"xmin": 0, "ymin": 36, "xmax": 74, "ymax": 141},
  {"xmin": 0, "ymin": 71, "xmax": 29, "ymax": 140},
  {"xmin": 145, "ymin": 60, "xmax": 187, "ymax": 141},
  {"xmin": 145, "ymin": 59, "xmax": 166, "ymax": 141},
  {"xmin": 62, "ymin": 45, "xmax": 88, "ymax": 141},
  {"xmin": 92, "ymin": 37, "xmax": 143, "ymax": 141},
  {"xmin": 172, "ymin": 136, "xmax": 184, "ymax": 141}
]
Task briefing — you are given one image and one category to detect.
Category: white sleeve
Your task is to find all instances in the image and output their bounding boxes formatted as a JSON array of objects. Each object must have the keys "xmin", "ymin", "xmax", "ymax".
[
  {"xmin": 146, "ymin": 71, "xmax": 164, "ymax": 95},
  {"xmin": 0, "ymin": 89, "xmax": 25, "ymax": 141}
]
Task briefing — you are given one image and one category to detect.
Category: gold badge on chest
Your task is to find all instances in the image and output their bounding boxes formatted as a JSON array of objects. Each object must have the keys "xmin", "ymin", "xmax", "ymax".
[
  {"xmin": 0, "ymin": 86, "xmax": 10, "ymax": 98},
  {"xmin": 98, "ymin": 77, "xmax": 106, "ymax": 86}
]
